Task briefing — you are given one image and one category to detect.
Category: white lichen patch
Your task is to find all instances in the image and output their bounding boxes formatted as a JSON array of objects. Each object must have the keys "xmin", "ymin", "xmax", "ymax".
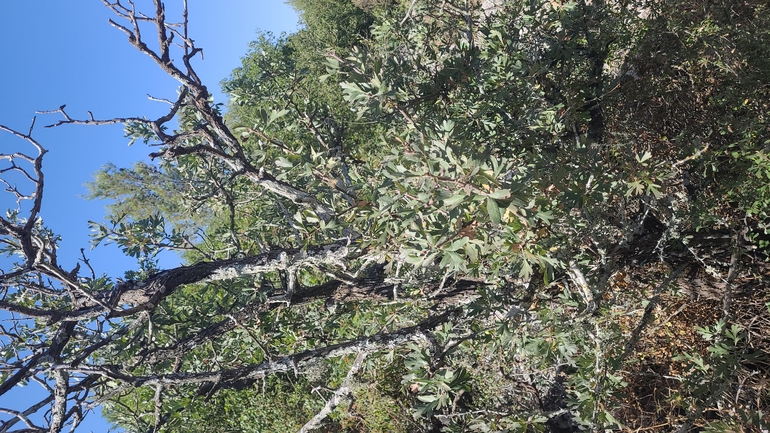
[{"xmin": 204, "ymin": 245, "xmax": 348, "ymax": 283}]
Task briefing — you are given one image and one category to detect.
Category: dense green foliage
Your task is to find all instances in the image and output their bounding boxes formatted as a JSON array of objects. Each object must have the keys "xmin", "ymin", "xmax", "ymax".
[
  {"xmin": 91, "ymin": 0, "xmax": 770, "ymax": 431},
  {"xmin": 8, "ymin": 0, "xmax": 767, "ymax": 431}
]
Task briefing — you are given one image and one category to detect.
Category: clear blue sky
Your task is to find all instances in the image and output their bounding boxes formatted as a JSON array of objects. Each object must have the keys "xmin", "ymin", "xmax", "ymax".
[{"xmin": 0, "ymin": 1, "xmax": 298, "ymax": 431}]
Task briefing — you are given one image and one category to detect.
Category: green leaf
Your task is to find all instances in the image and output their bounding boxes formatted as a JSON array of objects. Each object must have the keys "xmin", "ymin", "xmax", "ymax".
[
  {"xmin": 488, "ymin": 189, "xmax": 510, "ymax": 200},
  {"xmin": 417, "ymin": 395, "xmax": 439, "ymax": 403},
  {"xmin": 519, "ymin": 260, "xmax": 533, "ymax": 279},
  {"xmin": 486, "ymin": 197, "xmax": 502, "ymax": 224},
  {"xmin": 464, "ymin": 244, "xmax": 479, "ymax": 263},
  {"xmin": 446, "ymin": 237, "xmax": 468, "ymax": 252},
  {"xmin": 442, "ymin": 194, "xmax": 466, "ymax": 207},
  {"xmin": 268, "ymin": 109, "xmax": 289, "ymax": 124},
  {"xmin": 275, "ymin": 157, "xmax": 294, "ymax": 168}
]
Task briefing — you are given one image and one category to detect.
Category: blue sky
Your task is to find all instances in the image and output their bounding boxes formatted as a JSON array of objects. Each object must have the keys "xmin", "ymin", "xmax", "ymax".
[{"xmin": 0, "ymin": 1, "xmax": 298, "ymax": 431}]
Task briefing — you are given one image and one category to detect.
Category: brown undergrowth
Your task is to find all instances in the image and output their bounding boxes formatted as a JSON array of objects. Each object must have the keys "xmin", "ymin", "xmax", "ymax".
[{"xmin": 611, "ymin": 265, "xmax": 770, "ymax": 431}]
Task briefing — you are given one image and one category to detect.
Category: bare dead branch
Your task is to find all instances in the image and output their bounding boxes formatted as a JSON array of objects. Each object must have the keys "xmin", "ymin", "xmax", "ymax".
[
  {"xmin": 0, "ymin": 404, "xmax": 47, "ymax": 432},
  {"xmin": 49, "ymin": 370, "xmax": 69, "ymax": 433},
  {"xmin": 297, "ymin": 351, "xmax": 367, "ymax": 432},
  {"xmin": 0, "ymin": 124, "xmax": 46, "ymax": 233},
  {"xmin": 96, "ymin": 1, "xmax": 336, "ymax": 221},
  {"xmin": 151, "ymin": 383, "xmax": 163, "ymax": 433}
]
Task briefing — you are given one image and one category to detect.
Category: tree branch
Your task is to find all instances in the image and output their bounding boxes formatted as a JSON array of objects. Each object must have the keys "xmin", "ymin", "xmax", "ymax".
[{"xmin": 297, "ymin": 352, "xmax": 367, "ymax": 432}]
